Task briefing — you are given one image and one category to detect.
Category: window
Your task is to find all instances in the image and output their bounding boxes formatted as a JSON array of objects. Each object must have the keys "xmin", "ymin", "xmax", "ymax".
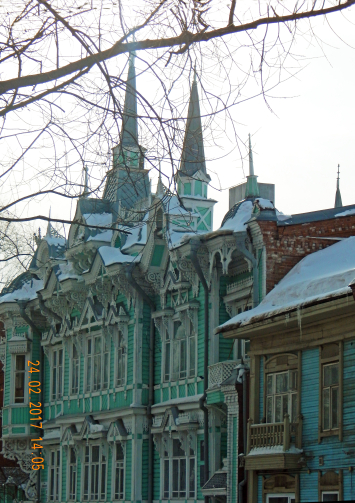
[
  {"xmin": 71, "ymin": 344, "xmax": 79, "ymax": 395},
  {"xmin": 14, "ymin": 355, "xmax": 26, "ymax": 403},
  {"xmin": 83, "ymin": 445, "xmax": 107, "ymax": 501},
  {"xmin": 162, "ymin": 438, "xmax": 195, "ymax": 500},
  {"xmin": 49, "ymin": 448, "xmax": 60, "ymax": 501},
  {"xmin": 116, "ymin": 331, "xmax": 126, "ymax": 387},
  {"xmin": 266, "ymin": 495, "xmax": 295, "ymax": 503},
  {"xmin": 322, "ymin": 492, "xmax": 339, "ymax": 502},
  {"xmin": 319, "ymin": 343, "xmax": 342, "ymax": 439},
  {"xmin": 52, "ymin": 348, "xmax": 63, "ymax": 400},
  {"xmin": 322, "ymin": 363, "xmax": 339, "ymax": 431},
  {"xmin": 68, "ymin": 448, "xmax": 77, "ymax": 501},
  {"xmin": 164, "ymin": 319, "xmax": 196, "ymax": 382},
  {"xmin": 86, "ymin": 334, "xmax": 109, "ymax": 392},
  {"xmin": 266, "ymin": 370, "xmax": 298, "ymax": 423},
  {"xmin": 113, "ymin": 443, "xmax": 124, "ymax": 501}
]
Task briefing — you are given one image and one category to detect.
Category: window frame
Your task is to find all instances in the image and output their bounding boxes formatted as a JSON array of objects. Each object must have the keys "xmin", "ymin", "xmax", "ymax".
[
  {"xmin": 321, "ymin": 491, "xmax": 339, "ymax": 502},
  {"xmin": 265, "ymin": 369, "xmax": 298, "ymax": 424},
  {"xmin": 162, "ymin": 314, "xmax": 197, "ymax": 383},
  {"xmin": 85, "ymin": 332, "xmax": 110, "ymax": 393},
  {"xmin": 48, "ymin": 447, "xmax": 61, "ymax": 502},
  {"xmin": 82, "ymin": 443, "xmax": 107, "ymax": 502},
  {"xmin": 67, "ymin": 447, "xmax": 77, "ymax": 501},
  {"xmin": 112, "ymin": 442, "xmax": 125, "ymax": 502},
  {"xmin": 12, "ymin": 354, "xmax": 27, "ymax": 405},
  {"xmin": 51, "ymin": 346, "xmax": 64, "ymax": 401},
  {"xmin": 70, "ymin": 342, "xmax": 80, "ymax": 396},
  {"xmin": 161, "ymin": 436, "xmax": 196, "ymax": 500},
  {"xmin": 263, "ymin": 353, "xmax": 301, "ymax": 425},
  {"xmin": 115, "ymin": 329, "xmax": 126, "ymax": 388},
  {"xmin": 319, "ymin": 342, "xmax": 343, "ymax": 442}
]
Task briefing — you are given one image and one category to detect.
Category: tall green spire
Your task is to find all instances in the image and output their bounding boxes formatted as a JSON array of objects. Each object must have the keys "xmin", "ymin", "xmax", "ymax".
[
  {"xmin": 121, "ymin": 52, "xmax": 138, "ymax": 147},
  {"xmin": 245, "ymin": 134, "xmax": 260, "ymax": 198},
  {"xmin": 334, "ymin": 164, "xmax": 343, "ymax": 208},
  {"xmin": 180, "ymin": 70, "xmax": 208, "ymax": 178}
]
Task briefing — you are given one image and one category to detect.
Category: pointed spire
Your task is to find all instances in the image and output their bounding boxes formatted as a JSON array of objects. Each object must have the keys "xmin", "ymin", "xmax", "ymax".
[
  {"xmin": 81, "ymin": 165, "xmax": 89, "ymax": 198},
  {"xmin": 245, "ymin": 134, "xmax": 260, "ymax": 198},
  {"xmin": 334, "ymin": 164, "xmax": 343, "ymax": 208},
  {"xmin": 156, "ymin": 161, "xmax": 165, "ymax": 195},
  {"xmin": 248, "ymin": 133, "xmax": 255, "ymax": 176},
  {"xmin": 121, "ymin": 52, "xmax": 138, "ymax": 147},
  {"xmin": 180, "ymin": 68, "xmax": 208, "ymax": 178}
]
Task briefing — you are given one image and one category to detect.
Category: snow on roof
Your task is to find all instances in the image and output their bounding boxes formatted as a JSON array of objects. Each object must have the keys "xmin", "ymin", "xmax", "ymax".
[
  {"xmin": 218, "ymin": 236, "xmax": 355, "ymax": 332},
  {"xmin": 220, "ymin": 200, "xmax": 253, "ymax": 232},
  {"xmin": 43, "ymin": 429, "xmax": 61, "ymax": 440},
  {"xmin": 57, "ymin": 261, "xmax": 81, "ymax": 281},
  {"xmin": 0, "ymin": 277, "xmax": 43, "ymax": 304},
  {"xmin": 44, "ymin": 236, "xmax": 66, "ymax": 248},
  {"xmin": 83, "ymin": 212, "xmax": 112, "ymax": 227},
  {"xmin": 121, "ymin": 213, "xmax": 148, "ymax": 251},
  {"xmin": 98, "ymin": 246, "xmax": 139, "ymax": 266},
  {"xmin": 255, "ymin": 198, "xmax": 274, "ymax": 210},
  {"xmin": 248, "ymin": 445, "xmax": 302, "ymax": 456},
  {"xmin": 276, "ymin": 210, "xmax": 292, "ymax": 222},
  {"xmin": 335, "ymin": 208, "xmax": 355, "ymax": 217},
  {"xmin": 164, "ymin": 195, "xmax": 193, "ymax": 217},
  {"xmin": 87, "ymin": 229, "xmax": 113, "ymax": 242},
  {"xmin": 166, "ymin": 230, "xmax": 203, "ymax": 250}
]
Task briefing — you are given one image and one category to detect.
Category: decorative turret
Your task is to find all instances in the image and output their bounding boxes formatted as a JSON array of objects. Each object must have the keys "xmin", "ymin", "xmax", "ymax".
[
  {"xmin": 244, "ymin": 134, "xmax": 260, "ymax": 198},
  {"xmin": 176, "ymin": 69, "xmax": 215, "ymax": 232},
  {"xmin": 179, "ymin": 70, "xmax": 209, "ymax": 180},
  {"xmin": 334, "ymin": 164, "xmax": 343, "ymax": 208},
  {"xmin": 103, "ymin": 53, "xmax": 150, "ymax": 211}
]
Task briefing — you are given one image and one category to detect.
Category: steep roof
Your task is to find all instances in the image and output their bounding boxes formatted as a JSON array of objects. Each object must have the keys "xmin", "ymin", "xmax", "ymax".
[
  {"xmin": 217, "ymin": 236, "xmax": 355, "ymax": 333},
  {"xmin": 179, "ymin": 72, "xmax": 208, "ymax": 178},
  {"xmin": 121, "ymin": 53, "xmax": 138, "ymax": 147}
]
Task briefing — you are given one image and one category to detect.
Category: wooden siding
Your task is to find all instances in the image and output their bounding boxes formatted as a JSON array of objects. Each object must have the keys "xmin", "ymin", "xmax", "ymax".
[
  {"xmin": 142, "ymin": 439, "xmax": 149, "ymax": 500},
  {"xmin": 61, "ymin": 447, "xmax": 67, "ymax": 500},
  {"xmin": 127, "ymin": 323, "xmax": 135, "ymax": 386},
  {"xmin": 125, "ymin": 440, "xmax": 132, "ymax": 500},
  {"xmin": 142, "ymin": 303, "xmax": 151, "ymax": 385},
  {"xmin": 219, "ymin": 275, "xmax": 233, "ymax": 362},
  {"xmin": 153, "ymin": 448, "xmax": 161, "ymax": 500}
]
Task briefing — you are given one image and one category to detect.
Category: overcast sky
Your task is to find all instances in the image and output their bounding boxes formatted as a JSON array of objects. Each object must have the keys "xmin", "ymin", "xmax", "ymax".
[{"xmin": 205, "ymin": 11, "xmax": 355, "ymax": 228}]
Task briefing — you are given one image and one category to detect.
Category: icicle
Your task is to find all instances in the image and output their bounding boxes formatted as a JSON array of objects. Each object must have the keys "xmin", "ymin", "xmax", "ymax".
[{"xmin": 297, "ymin": 306, "xmax": 302, "ymax": 336}]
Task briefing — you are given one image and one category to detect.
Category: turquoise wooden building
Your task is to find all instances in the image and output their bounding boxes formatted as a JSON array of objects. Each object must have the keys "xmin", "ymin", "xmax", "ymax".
[
  {"xmin": 0, "ymin": 54, "xmax": 272, "ymax": 503},
  {"xmin": 217, "ymin": 236, "xmax": 355, "ymax": 503}
]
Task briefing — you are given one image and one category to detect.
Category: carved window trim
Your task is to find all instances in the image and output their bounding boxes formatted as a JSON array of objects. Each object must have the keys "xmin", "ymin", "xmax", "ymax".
[
  {"xmin": 48, "ymin": 447, "xmax": 61, "ymax": 502},
  {"xmin": 160, "ymin": 433, "xmax": 196, "ymax": 500},
  {"xmin": 82, "ymin": 442, "xmax": 108, "ymax": 502},
  {"xmin": 85, "ymin": 331, "xmax": 110, "ymax": 393},
  {"xmin": 69, "ymin": 341, "xmax": 80, "ymax": 397},
  {"xmin": 162, "ymin": 311, "xmax": 197, "ymax": 383},
  {"xmin": 11, "ymin": 353, "xmax": 28, "ymax": 405},
  {"xmin": 51, "ymin": 346, "xmax": 64, "ymax": 402},
  {"xmin": 319, "ymin": 342, "xmax": 343, "ymax": 442},
  {"xmin": 318, "ymin": 470, "xmax": 343, "ymax": 502},
  {"xmin": 262, "ymin": 473, "xmax": 299, "ymax": 503},
  {"xmin": 263, "ymin": 353, "xmax": 301, "ymax": 424},
  {"xmin": 112, "ymin": 441, "xmax": 125, "ymax": 502},
  {"xmin": 67, "ymin": 446, "xmax": 77, "ymax": 502}
]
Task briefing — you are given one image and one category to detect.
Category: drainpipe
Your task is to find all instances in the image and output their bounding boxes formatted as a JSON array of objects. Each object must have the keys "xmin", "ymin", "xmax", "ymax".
[
  {"xmin": 125, "ymin": 264, "xmax": 155, "ymax": 503},
  {"xmin": 189, "ymin": 239, "xmax": 210, "ymax": 500},
  {"xmin": 17, "ymin": 300, "xmax": 42, "ymax": 503},
  {"xmin": 236, "ymin": 362, "xmax": 250, "ymax": 503},
  {"xmin": 235, "ymin": 234, "xmax": 259, "ymax": 307}
]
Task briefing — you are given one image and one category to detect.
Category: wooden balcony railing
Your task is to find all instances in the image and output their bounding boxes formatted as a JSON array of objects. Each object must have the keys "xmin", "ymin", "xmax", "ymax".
[{"xmin": 247, "ymin": 414, "xmax": 303, "ymax": 453}]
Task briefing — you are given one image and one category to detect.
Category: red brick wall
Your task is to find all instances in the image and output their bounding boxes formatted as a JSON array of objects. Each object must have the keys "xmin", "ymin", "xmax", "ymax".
[{"xmin": 258, "ymin": 215, "xmax": 355, "ymax": 294}]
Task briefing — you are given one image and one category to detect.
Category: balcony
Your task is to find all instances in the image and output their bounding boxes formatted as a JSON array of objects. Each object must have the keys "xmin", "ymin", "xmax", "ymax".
[
  {"xmin": 245, "ymin": 414, "xmax": 303, "ymax": 470},
  {"xmin": 208, "ymin": 360, "xmax": 238, "ymax": 389}
]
